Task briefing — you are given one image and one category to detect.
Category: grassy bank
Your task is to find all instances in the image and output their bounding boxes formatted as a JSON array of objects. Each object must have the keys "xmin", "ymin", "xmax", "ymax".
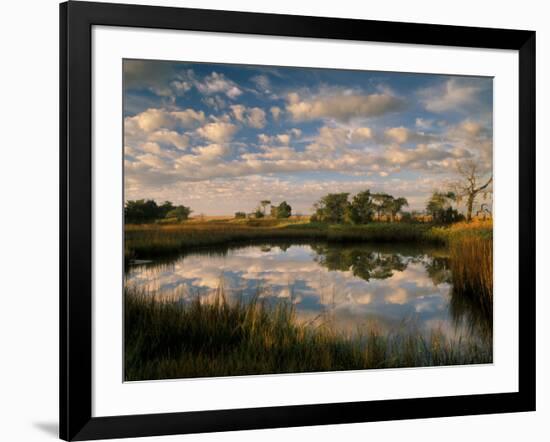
[
  {"xmin": 448, "ymin": 234, "xmax": 493, "ymax": 338},
  {"xmin": 125, "ymin": 219, "xmax": 492, "ymax": 260},
  {"xmin": 124, "ymin": 286, "xmax": 492, "ymax": 381}
]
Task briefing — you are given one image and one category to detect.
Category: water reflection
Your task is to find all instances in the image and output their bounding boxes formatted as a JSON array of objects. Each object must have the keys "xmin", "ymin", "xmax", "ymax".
[
  {"xmin": 125, "ymin": 242, "xmax": 491, "ymax": 341},
  {"xmin": 311, "ymin": 244, "xmax": 407, "ymax": 281}
]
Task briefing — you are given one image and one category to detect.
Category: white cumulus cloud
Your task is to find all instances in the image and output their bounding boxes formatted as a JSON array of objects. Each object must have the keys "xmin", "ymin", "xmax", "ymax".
[
  {"xmin": 230, "ymin": 105, "xmax": 267, "ymax": 129},
  {"xmin": 196, "ymin": 121, "xmax": 238, "ymax": 143},
  {"xmin": 286, "ymin": 92, "xmax": 404, "ymax": 122},
  {"xmin": 195, "ymin": 72, "xmax": 243, "ymax": 99},
  {"xmin": 420, "ymin": 78, "xmax": 484, "ymax": 113}
]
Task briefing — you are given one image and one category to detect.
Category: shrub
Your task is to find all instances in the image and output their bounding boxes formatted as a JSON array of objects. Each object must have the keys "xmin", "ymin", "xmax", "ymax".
[
  {"xmin": 276, "ymin": 201, "xmax": 292, "ymax": 218},
  {"xmin": 166, "ymin": 205, "xmax": 192, "ymax": 222}
]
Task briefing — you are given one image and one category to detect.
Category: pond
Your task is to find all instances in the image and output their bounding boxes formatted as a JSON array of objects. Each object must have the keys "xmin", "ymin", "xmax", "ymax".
[{"xmin": 125, "ymin": 241, "xmax": 491, "ymax": 342}]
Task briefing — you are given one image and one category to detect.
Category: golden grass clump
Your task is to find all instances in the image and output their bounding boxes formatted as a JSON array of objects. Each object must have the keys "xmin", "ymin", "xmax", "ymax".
[{"xmin": 449, "ymin": 235, "xmax": 493, "ymax": 302}]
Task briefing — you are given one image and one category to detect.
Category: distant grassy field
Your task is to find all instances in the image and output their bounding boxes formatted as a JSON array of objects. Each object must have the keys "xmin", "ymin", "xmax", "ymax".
[
  {"xmin": 125, "ymin": 218, "xmax": 492, "ymax": 259},
  {"xmin": 125, "ymin": 285, "xmax": 492, "ymax": 381}
]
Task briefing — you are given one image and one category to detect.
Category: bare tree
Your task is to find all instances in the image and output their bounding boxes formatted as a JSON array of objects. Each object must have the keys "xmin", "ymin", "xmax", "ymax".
[{"xmin": 452, "ymin": 160, "xmax": 493, "ymax": 222}]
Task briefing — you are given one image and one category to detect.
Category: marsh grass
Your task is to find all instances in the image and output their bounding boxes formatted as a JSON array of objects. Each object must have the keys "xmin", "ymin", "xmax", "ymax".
[
  {"xmin": 447, "ymin": 235, "xmax": 493, "ymax": 342},
  {"xmin": 449, "ymin": 235, "xmax": 493, "ymax": 301},
  {"xmin": 125, "ymin": 220, "xmax": 493, "ymax": 260},
  {"xmin": 125, "ymin": 285, "xmax": 492, "ymax": 381},
  {"xmin": 430, "ymin": 219, "xmax": 493, "ymax": 242},
  {"xmin": 124, "ymin": 221, "xmax": 441, "ymax": 260}
]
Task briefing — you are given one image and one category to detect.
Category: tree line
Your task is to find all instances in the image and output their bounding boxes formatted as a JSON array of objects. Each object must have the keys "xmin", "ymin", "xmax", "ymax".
[
  {"xmin": 309, "ymin": 188, "xmax": 489, "ymax": 226},
  {"xmin": 235, "ymin": 200, "xmax": 292, "ymax": 219},
  {"xmin": 124, "ymin": 162, "xmax": 491, "ymax": 225},
  {"xmin": 310, "ymin": 161, "xmax": 492, "ymax": 225},
  {"xmin": 310, "ymin": 191, "xmax": 409, "ymax": 224},
  {"xmin": 124, "ymin": 198, "xmax": 293, "ymax": 223},
  {"xmin": 125, "ymin": 199, "xmax": 191, "ymax": 223}
]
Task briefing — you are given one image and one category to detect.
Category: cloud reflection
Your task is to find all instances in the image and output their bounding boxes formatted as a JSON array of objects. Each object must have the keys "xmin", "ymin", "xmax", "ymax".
[{"xmin": 127, "ymin": 243, "xmax": 490, "ymax": 340}]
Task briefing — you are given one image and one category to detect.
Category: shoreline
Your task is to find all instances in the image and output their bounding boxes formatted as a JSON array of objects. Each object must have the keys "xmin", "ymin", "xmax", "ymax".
[{"xmin": 124, "ymin": 221, "xmax": 473, "ymax": 260}]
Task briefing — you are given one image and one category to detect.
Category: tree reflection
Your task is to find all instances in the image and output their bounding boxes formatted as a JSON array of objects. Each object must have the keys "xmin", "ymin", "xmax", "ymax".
[
  {"xmin": 128, "ymin": 241, "xmax": 492, "ymax": 342},
  {"xmin": 424, "ymin": 257, "xmax": 452, "ymax": 286},
  {"xmin": 311, "ymin": 244, "xmax": 408, "ymax": 282},
  {"xmin": 449, "ymin": 286, "xmax": 493, "ymax": 341}
]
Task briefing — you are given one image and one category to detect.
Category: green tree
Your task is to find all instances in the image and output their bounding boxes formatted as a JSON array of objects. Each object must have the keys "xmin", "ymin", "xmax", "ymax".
[
  {"xmin": 234, "ymin": 212, "xmax": 246, "ymax": 219},
  {"xmin": 349, "ymin": 190, "xmax": 375, "ymax": 224},
  {"xmin": 166, "ymin": 205, "xmax": 192, "ymax": 222},
  {"xmin": 388, "ymin": 197, "xmax": 409, "ymax": 222},
  {"xmin": 400, "ymin": 211, "xmax": 413, "ymax": 223},
  {"xmin": 124, "ymin": 199, "xmax": 159, "ymax": 223},
  {"xmin": 371, "ymin": 193, "xmax": 393, "ymax": 221},
  {"xmin": 276, "ymin": 201, "xmax": 292, "ymax": 218},
  {"xmin": 254, "ymin": 208, "xmax": 264, "ymax": 218},
  {"xmin": 426, "ymin": 191, "xmax": 461, "ymax": 224},
  {"xmin": 313, "ymin": 193, "xmax": 350, "ymax": 224},
  {"xmin": 158, "ymin": 201, "xmax": 175, "ymax": 218}
]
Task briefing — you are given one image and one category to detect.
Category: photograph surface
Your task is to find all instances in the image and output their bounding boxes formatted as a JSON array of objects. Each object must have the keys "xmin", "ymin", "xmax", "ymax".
[{"xmin": 123, "ymin": 59, "xmax": 493, "ymax": 381}]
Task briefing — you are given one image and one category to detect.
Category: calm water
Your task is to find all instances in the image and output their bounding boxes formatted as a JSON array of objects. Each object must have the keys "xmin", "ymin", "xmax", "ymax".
[{"xmin": 126, "ymin": 242, "xmax": 490, "ymax": 340}]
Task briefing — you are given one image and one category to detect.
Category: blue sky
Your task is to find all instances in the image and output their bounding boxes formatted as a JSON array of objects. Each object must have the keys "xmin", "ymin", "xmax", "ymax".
[{"xmin": 123, "ymin": 59, "xmax": 493, "ymax": 215}]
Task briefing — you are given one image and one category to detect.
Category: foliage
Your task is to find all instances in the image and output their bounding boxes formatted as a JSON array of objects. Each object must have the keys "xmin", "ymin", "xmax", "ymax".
[
  {"xmin": 371, "ymin": 193, "xmax": 409, "ymax": 222},
  {"xmin": 372, "ymin": 193, "xmax": 393, "ymax": 221},
  {"xmin": 254, "ymin": 209, "xmax": 264, "ymax": 218},
  {"xmin": 234, "ymin": 211, "xmax": 246, "ymax": 219},
  {"xmin": 313, "ymin": 193, "xmax": 350, "ymax": 223},
  {"xmin": 426, "ymin": 191, "xmax": 462, "ymax": 224},
  {"xmin": 275, "ymin": 201, "xmax": 292, "ymax": 218},
  {"xmin": 125, "ymin": 199, "xmax": 191, "ymax": 224},
  {"xmin": 388, "ymin": 197, "xmax": 409, "ymax": 222},
  {"xmin": 312, "ymin": 191, "xmax": 409, "ymax": 224},
  {"xmin": 124, "ymin": 199, "xmax": 160, "ymax": 224},
  {"xmin": 166, "ymin": 205, "xmax": 192, "ymax": 222},
  {"xmin": 400, "ymin": 211, "xmax": 413, "ymax": 223},
  {"xmin": 348, "ymin": 190, "xmax": 375, "ymax": 224},
  {"xmin": 158, "ymin": 201, "xmax": 175, "ymax": 218}
]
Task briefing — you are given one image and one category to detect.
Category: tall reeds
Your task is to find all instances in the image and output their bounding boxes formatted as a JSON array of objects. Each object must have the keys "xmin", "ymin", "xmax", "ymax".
[
  {"xmin": 125, "ymin": 285, "xmax": 492, "ymax": 381},
  {"xmin": 448, "ymin": 235, "xmax": 493, "ymax": 340},
  {"xmin": 449, "ymin": 235, "xmax": 493, "ymax": 302}
]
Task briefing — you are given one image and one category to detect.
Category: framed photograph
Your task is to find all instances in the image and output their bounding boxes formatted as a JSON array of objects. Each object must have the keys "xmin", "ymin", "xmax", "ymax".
[{"xmin": 60, "ymin": 1, "xmax": 535, "ymax": 440}]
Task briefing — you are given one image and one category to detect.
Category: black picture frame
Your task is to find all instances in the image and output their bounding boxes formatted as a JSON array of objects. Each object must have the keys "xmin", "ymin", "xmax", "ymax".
[{"xmin": 60, "ymin": 1, "xmax": 536, "ymax": 440}]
